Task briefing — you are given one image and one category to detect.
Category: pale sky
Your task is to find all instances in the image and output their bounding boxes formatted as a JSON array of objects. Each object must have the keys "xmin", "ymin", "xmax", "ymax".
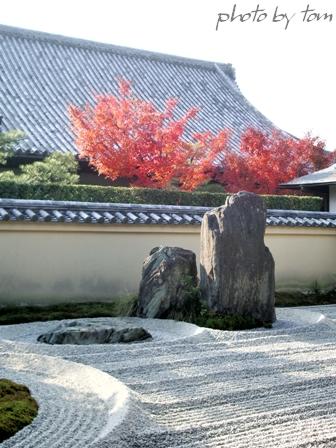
[{"xmin": 2, "ymin": 0, "xmax": 336, "ymax": 149}]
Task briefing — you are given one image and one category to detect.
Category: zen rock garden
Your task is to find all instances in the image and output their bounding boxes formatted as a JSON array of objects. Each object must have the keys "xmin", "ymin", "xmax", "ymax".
[
  {"xmin": 37, "ymin": 191, "xmax": 275, "ymax": 346},
  {"xmin": 6, "ymin": 192, "xmax": 336, "ymax": 448}
]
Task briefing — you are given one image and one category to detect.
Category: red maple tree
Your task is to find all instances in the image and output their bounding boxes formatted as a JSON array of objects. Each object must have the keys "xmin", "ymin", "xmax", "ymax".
[
  {"xmin": 214, "ymin": 129, "xmax": 335, "ymax": 194},
  {"xmin": 69, "ymin": 80, "xmax": 228, "ymax": 190}
]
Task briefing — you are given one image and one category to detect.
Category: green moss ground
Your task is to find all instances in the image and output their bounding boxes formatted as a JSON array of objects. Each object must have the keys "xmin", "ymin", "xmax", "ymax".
[
  {"xmin": 0, "ymin": 289, "xmax": 335, "ymax": 329},
  {"xmin": 194, "ymin": 311, "xmax": 272, "ymax": 331},
  {"xmin": 0, "ymin": 296, "xmax": 137, "ymax": 326},
  {"xmin": 275, "ymin": 289, "xmax": 336, "ymax": 307},
  {"xmin": 0, "ymin": 379, "xmax": 38, "ymax": 443}
]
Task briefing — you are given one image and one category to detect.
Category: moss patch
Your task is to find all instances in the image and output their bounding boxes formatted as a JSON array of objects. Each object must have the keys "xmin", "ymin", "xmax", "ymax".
[
  {"xmin": 168, "ymin": 280, "xmax": 271, "ymax": 330},
  {"xmin": 1, "ymin": 288, "xmax": 336, "ymax": 329},
  {"xmin": 275, "ymin": 289, "xmax": 336, "ymax": 307},
  {"xmin": 0, "ymin": 379, "xmax": 38, "ymax": 443},
  {"xmin": 0, "ymin": 296, "xmax": 137, "ymax": 326},
  {"xmin": 194, "ymin": 309, "xmax": 271, "ymax": 331},
  {"xmin": 195, "ymin": 289, "xmax": 336, "ymax": 330}
]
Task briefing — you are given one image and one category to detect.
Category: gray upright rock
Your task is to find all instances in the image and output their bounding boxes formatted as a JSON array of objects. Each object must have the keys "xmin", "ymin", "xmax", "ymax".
[
  {"xmin": 137, "ymin": 246, "xmax": 198, "ymax": 320},
  {"xmin": 200, "ymin": 192, "xmax": 275, "ymax": 323}
]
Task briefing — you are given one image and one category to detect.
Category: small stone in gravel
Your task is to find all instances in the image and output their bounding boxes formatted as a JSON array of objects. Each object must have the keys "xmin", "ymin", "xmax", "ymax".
[{"xmin": 37, "ymin": 321, "xmax": 152, "ymax": 345}]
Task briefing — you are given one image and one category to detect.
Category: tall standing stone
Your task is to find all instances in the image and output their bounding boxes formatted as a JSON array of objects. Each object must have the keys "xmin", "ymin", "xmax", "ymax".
[{"xmin": 200, "ymin": 192, "xmax": 275, "ymax": 323}]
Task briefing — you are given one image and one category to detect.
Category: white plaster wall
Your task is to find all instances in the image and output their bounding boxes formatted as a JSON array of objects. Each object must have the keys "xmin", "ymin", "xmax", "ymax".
[{"xmin": 0, "ymin": 223, "xmax": 335, "ymax": 305}]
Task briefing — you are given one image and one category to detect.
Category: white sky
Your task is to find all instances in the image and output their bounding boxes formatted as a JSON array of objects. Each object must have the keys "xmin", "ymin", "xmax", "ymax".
[{"xmin": 2, "ymin": 0, "xmax": 336, "ymax": 149}]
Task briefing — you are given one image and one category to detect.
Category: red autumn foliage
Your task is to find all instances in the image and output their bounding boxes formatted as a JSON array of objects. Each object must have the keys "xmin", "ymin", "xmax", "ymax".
[
  {"xmin": 69, "ymin": 79, "xmax": 229, "ymax": 190},
  {"xmin": 69, "ymin": 79, "xmax": 334, "ymax": 193},
  {"xmin": 214, "ymin": 129, "xmax": 336, "ymax": 194}
]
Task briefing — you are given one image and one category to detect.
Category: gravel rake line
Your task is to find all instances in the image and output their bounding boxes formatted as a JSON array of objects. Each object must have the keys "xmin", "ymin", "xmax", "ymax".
[
  {"xmin": 152, "ymin": 396, "xmax": 336, "ymax": 431},
  {"xmin": 125, "ymin": 363, "xmax": 336, "ymax": 397},
  {"xmin": 102, "ymin": 409, "xmax": 336, "ymax": 448},
  {"xmin": 0, "ymin": 353, "xmax": 129, "ymax": 448},
  {"xmin": 97, "ymin": 347, "xmax": 336, "ymax": 379},
  {"xmin": 63, "ymin": 337, "xmax": 336, "ymax": 371},
  {"xmin": 2, "ymin": 306, "xmax": 336, "ymax": 447},
  {"xmin": 100, "ymin": 353, "xmax": 336, "ymax": 395},
  {"xmin": 146, "ymin": 383, "xmax": 336, "ymax": 425},
  {"xmin": 0, "ymin": 373, "xmax": 104, "ymax": 448}
]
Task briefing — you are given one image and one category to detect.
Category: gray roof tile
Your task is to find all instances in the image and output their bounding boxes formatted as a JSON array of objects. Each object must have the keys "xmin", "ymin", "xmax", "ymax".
[
  {"xmin": 0, "ymin": 25, "xmax": 286, "ymax": 158},
  {"xmin": 282, "ymin": 163, "xmax": 336, "ymax": 187},
  {"xmin": 0, "ymin": 198, "xmax": 335, "ymax": 228}
]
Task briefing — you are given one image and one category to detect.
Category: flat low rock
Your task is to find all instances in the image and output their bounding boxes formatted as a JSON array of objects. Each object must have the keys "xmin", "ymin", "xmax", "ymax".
[{"xmin": 37, "ymin": 321, "xmax": 152, "ymax": 345}]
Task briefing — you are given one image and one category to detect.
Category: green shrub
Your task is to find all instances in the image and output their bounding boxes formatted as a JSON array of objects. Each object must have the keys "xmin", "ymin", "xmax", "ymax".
[
  {"xmin": 0, "ymin": 181, "xmax": 322, "ymax": 211},
  {"xmin": 195, "ymin": 182, "xmax": 226, "ymax": 193},
  {"xmin": 195, "ymin": 312, "xmax": 268, "ymax": 331},
  {"xmin": 168, "ymin": 275, "xmax": 202, "ymax": 322},
  {"xmin": 0, "ymin": 379, "xmax": 38, "ymax": 443},
  {"xmin": 173, "ymin": 279, "xmax": 271, "ymax": 330},
  {"xmin": 0, "ymin": 130, "xmax": 25, "ymax": 165},
  {"xmin": 0, "ymin": 153, "xmax": 79, "ymax": 185},
  {"xmin": 192, "ymin": 302, "xmax": 272, "ymax": 330}
]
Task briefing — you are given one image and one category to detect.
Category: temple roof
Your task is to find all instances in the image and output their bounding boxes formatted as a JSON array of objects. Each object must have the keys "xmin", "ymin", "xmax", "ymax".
[{"xmin": 0, "ymin": 24, "xmax": 282, "ymax": 157}]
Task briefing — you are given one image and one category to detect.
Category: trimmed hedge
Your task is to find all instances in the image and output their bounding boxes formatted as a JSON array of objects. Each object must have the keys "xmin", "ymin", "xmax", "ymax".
[{"xmin": 0, "ymin": 181, "xmax": 323, "ymax": 211}]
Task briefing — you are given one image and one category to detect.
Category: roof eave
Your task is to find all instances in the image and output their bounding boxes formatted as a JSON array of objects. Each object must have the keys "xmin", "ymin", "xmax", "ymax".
[{"xmin": 280, "ymin": 182, "xmax": 336, "ymax": 189}]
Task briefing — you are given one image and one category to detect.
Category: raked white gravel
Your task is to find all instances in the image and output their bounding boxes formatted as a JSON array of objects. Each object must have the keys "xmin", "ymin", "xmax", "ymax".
[{"xmin": 1, "ymin": 307, "xmax": 336, "ymax": 447}]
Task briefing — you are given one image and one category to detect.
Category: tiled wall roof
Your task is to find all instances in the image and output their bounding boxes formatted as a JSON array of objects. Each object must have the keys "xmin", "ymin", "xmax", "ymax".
[
  {"xmin": 0, "ymin": 199, "xmax": 335, "ymax": 228},
  {"xmin": 0, "ymin": 25, "xmax": 283, "ymax": 157}
]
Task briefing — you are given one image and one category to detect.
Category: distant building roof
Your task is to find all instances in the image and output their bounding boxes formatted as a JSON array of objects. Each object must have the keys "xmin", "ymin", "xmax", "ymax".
[
  {"xmin": 282, "ymin": 164, "xmax": 336, "ymax": 188},
  {"xmin": 0, "ymin": 24, "xmax": 285, "ymax": 157},
  {"xmin": 0, "ymin": 198, "xmax": 335, "ymax": 228}
]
